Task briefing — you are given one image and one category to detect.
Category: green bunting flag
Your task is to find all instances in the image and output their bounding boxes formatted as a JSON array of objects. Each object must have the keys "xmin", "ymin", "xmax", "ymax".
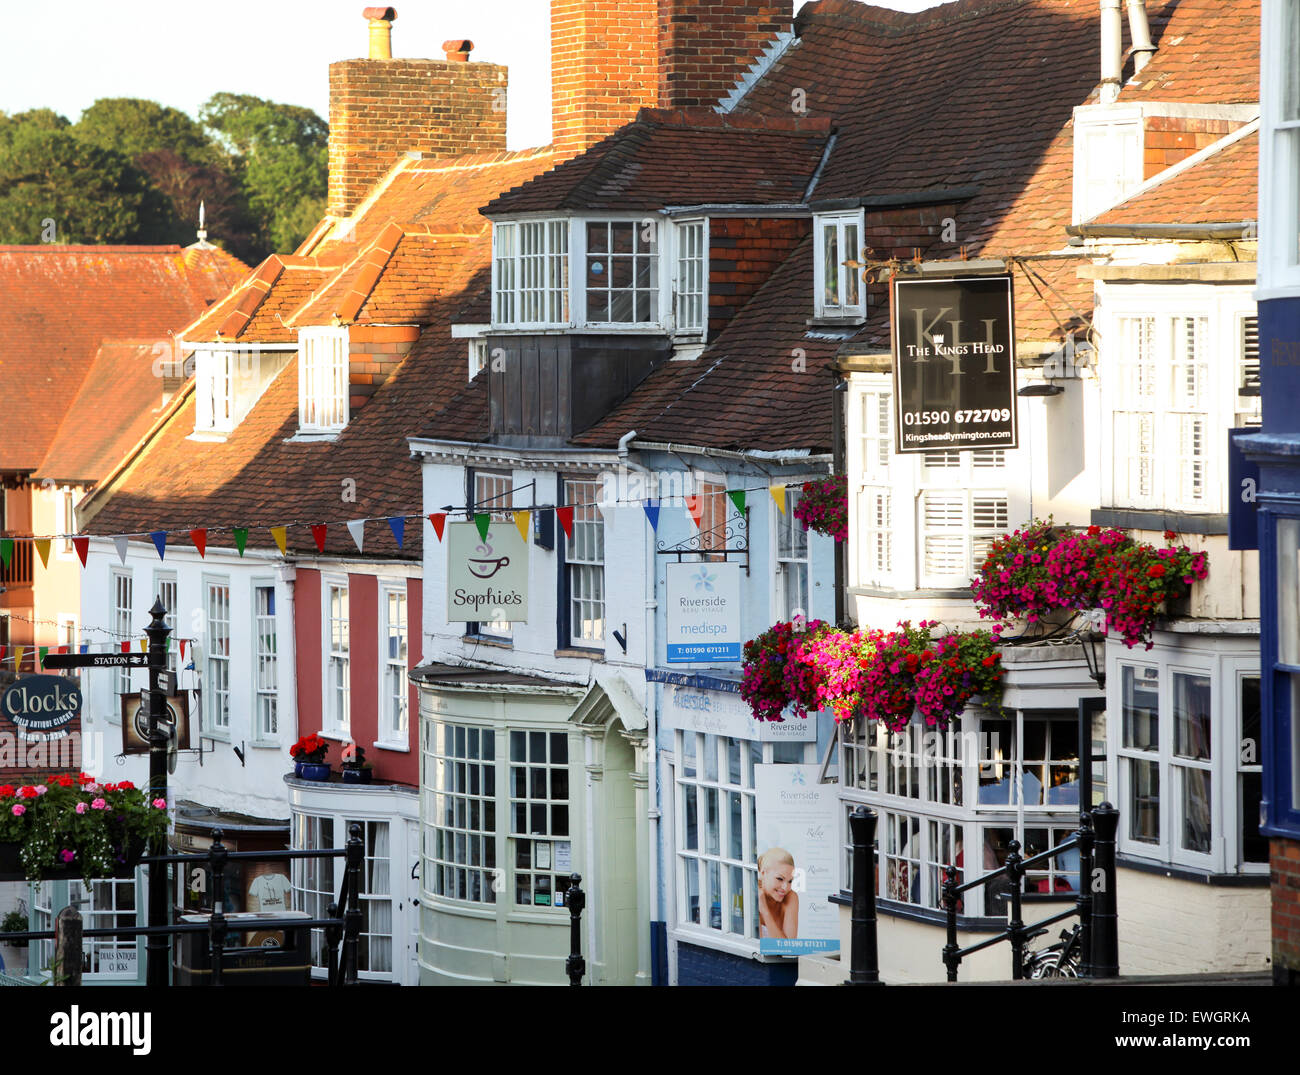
[
  {"xmin": 474, "ymin": 513, "xmax": 491, "ymax": 541},
  {"xmin": 233, "ymin": 528, "xmax": 248, "ymax": 557},
  {"xmin": 0, "ymin": 539, "xmax": 11, "ymax": 569},
  {"xmin": 727, "ymin": 490, "xmax": 747, "ymax": 515}
]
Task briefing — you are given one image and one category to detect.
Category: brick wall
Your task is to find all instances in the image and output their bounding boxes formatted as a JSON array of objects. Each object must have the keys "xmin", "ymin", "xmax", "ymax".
[
  {"xmin": 328, "ymin": 59, "xmax": 508, "ymax": 217},
  {"xmin": 1143, "ymin": 116, "xmax": 1241, "ymax": 180},
  {"xmin": 551, "ymin": 1, "xmax": 794, "ymax": 158},
  {"xmin": 1272, "ymin": 837, "xmax": 1300, "ymax": 984},
  {"xmin": 708, "ymin": 216, "xmax": 807, "ymax": 339},
  {"xmin": 676, "ymin": 939, "xmax": 797, "ymax": 985},
  {"xmin": 348, "ymin": 325, "xmax": 420, "ymax": 412}
]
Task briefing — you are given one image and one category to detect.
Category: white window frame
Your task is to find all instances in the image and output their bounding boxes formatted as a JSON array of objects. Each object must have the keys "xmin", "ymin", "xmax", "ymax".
[
  {"xmin": 194, "ymin": 348, "xmax": 235, "ymax": 434},
  {"xmin": 59, "ymin": 488, "xmax": 76, "ymax": 555},
  {"xmin": 1100, "ymin": 287, "xmax": 1258, "ymax": 514},
  {"xmin": 492, "ymin": 218, "xmax": 570, "ymax": 328},
  {"xmin": 377, "ymin": 581, "xmax": 409, "ymax": 750},
  {"xmin": 917, "ymin": 450, "xmax": 1009, "ymax": 589},
  {"xmin": 773, "ymin": 486, "xmax": 812, "ymax": 623},
  {"xmin": 1071, "ymin": 105, "xmax": 1143, "ymax": 225},
  {"xmin": 670, "ymin": 731, "xmax": 815, "ymax": 952},
  {"xmin": 323, "ymin": 576, "xmax": 350, "ymax": 740},
  {"xmin": 153, "ymin": 570, "xmax": 178, "ymax": 676},
  {"xmin": 203, "ymin": 576, "xmax": 231, "ymax": 739},
  {"xmin": 672, "ymin": 218, "xmax": 709, "ymax": 339},
  {"xmin": 56, "ymin": 614, "xmax": 78, "ymax": 652},
  {"xmin": 468, "ymin": 470, "xmax": 514, "ymax": 641},
  {"xmin": 1260, "ymin": 0, "xmax": 1300, "ymax": 295},
  {"xmin": 111, "ymin": 568, "xmax": 134, "ymax": 708},
  {"xmin": 563, "ymin": 477, "xmax": 605, "ymax": 647},
  {"xmin": 813, "ymin": 210, "xmax": 866, "ymax": 319},
  {"xmin": 252, "ymin": 579, "xmax": 278, "ymax": 746},
  {"xmin": 298, "ymin": 326, "xmax": 350, "ymax": 436}
]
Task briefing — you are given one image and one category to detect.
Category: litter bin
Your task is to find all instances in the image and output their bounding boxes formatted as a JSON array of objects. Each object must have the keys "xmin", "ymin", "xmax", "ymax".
[{"xmin": 174, "ymin": 911, "xmax": 311, "ymax": 986}]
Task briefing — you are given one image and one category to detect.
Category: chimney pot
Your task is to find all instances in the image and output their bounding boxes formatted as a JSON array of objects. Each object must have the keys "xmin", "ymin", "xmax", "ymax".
[
  {"xmin": 365, "ymin": 6, "xmax": 397, "ymax": 60},
  {"xmin": 442, "ymin": 39, "xmax": 473, "ymax": 62}
]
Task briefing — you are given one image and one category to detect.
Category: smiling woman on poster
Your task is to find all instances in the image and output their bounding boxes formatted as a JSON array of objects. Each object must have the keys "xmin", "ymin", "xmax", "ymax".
[{"xmin": 757, "ymin": 847, "xmax": 799, "ymax": 939}]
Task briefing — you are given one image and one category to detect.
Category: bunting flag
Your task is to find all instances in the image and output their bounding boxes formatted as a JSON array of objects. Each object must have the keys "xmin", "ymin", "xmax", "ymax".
[
  {"xmin": 120, "ymin": 641, "xmax": 130, "ymax": 654},
  {"xmin": 38, "ymin": 646, "xmax": 48, "ymax": 669},
  {"xmin": 57, "ymin": 645, "xmax": 68, "ymax": 655},
  {"xmin": 513, "ymin": 511, "xmax": 531, "ymax": 542},
  {"xmin": 149, "ymin": 531, "xmax": 167, "ymax": 560},
  {"xmin": 0, "ymin": 538, "xmax": 11, "ymax": 568},
  {"xmin": 428, "ymin": 513, "xmax": 446, "ymax": 542},
  {"xmin": 233, "ymin": 528, "xmax": 248, "ymax": 557},
  {"xmin": 270, "ymin": 526, "xmax": 288, "ymax": 556},
  {"xmin": 728, "ymin": 489, "xmax": 747, "ymax": 515},
  {"xmin": 643, "ymin": 500, "xmax": 660, "ymax": 532},
  {"xmin": 311, "ymin": 524, "xmax": 328, "ymax": 553},
  {"xmin": 0, "ymin": 647, "xmax": 7, "ymax": 663},
  {"xmin": 770, "ymin": 484, "xmax": 788, "ymax": 514},
  {"xmin": 73, "ymin": 536, "xmax": 90, "ymax": 567},
  {"xmin": 34, "ymin": 539, "xmax": 51, "ymax": 569},
  {"xmin": 190, "ymin": 529, "xmax": 208, "ymax": 558},
  {"xmin": 474, "ymin": 513, "xmax": 491, "ymax": 541},
  {"xmin": 79, "ymin": 644, "xmax": 89, "ymax": 654},
  {"xmin": 179, "ymin": 639, "xmax": 187, "ymax": 661},
  {"xmin": 14, "ymin": 647, "xmax": 25, "ymax": 672},
  {"xmin": 347, "ymin": 519, "xmax": 366, "ymax": 554},
  {"xmin": 684, "ymin": 496, "xmax": 704, "ymax": 529},
  {"xmin": 140, "ymin": 639, "xmax": 148, "ymax": 653},
  {"xmin": 388, "ymin": 516, "xmax": 405, "ymax": 549},
  {"xmin": 556, "ymin": 506, "xmax": 574, "ymax": 539},
  {"xmin": 114, "ymin": 536, "xmax": 129, "ymax": 565}
]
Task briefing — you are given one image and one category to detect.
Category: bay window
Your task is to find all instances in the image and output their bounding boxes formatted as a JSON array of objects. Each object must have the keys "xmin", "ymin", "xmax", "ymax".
[
  {"xmin": 585, "ymin": 220, "xmax": 659, "ymax": 324},
  {"xmin": 814, "ymin": 211, "xmax": 865, "ymax": 318},
  {"xmin": 674, "ymin": 219, "xmax": 708, "ymax": 337},
  {"xmin": 493, "ymin": 220, "xmax": 569, "ymax": 326},
  {"xmin": 298, "ymin": 327, "xmax": 349, "ymax": 435}
]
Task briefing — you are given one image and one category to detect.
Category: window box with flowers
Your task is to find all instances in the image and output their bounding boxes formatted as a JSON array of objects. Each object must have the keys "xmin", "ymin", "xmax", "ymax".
[
  {"xmin": 290, "ymin": 733, "xmax": 332, "ymax": 782},
  {"xmin": 0, "ymin": 774, "xmax": 166, "ymax": 881}
]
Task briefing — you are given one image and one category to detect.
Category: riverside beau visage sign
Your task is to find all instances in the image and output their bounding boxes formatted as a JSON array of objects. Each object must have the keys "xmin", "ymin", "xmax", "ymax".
[
  {"xmin": 891, "ymin": 274, "xmax": 1018, "ymax": 453},
  {"xmin": 2, "ymin": 674, "xmax": 82, "ymax": 741},
  {"xmin": 446, "ymin": 520, "xmax": 529, "ymax": 623}
]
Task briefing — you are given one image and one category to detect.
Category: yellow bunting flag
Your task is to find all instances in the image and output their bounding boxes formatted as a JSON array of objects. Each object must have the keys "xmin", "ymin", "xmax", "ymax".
[
  {"xmin": 14, "ymin": 646, "xmax": 25, "ymax": 672},
  {"xmin": 513, "ymin": 511, "xmax": 531, "ymax": 541},
  {"xmin": 769, "ymin": 484, "xmax": 787, "ymax": 514},
  {"xmin": 34, "ymin": 538, "xmax": 51, "ymax": 569},
  {"xmin": 140, "ymin": 639, "xmax": 148, "ymax": 653},
  {"xmin": 270, "ymin": 526, "xmax": 288, "ymax": 556}
]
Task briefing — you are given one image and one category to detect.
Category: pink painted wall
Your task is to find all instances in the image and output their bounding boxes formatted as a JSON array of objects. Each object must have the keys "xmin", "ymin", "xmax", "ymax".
[
  {"xmin": 294, "ymin": 568, "xmax": 322, "ymax": 738},
  {"xmin": 348, "ymin": 572, "xmax": 379, "ymax": 761}
]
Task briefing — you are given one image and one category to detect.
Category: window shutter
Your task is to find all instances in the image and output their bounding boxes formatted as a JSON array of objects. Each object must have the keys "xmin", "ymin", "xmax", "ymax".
[{"xmin": 922, "ymin": 493, "xmax": 967, "ymax": 580}]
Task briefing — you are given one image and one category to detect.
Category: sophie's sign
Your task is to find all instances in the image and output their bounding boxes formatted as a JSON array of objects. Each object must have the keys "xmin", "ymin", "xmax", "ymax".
[
  {"xmin": 446, "ymin": 520, "xmax": 529, "ymax": 623},
  {"xmin": 1, "ymin": 675, "xmax": 82, "ymax": 740},
  {"xmin": 665, "ymin": 561, "xmax": 742, "ymax": 663},
  {"xmin": 892, "ymin": 274, "xmax": 1018, "ymax": 453}
]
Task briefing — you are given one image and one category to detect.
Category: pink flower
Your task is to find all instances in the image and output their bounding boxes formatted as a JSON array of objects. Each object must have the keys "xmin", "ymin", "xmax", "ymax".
[
  {"xmin": 90, "ymin": 798, "xmax": 107, "ymax": 810},
  {"xmin": 75, "ymin": 802, "xmax": 87, "ymax": 814},
  {"xmin": 152, "ymin": 798, "xmax": 167, "ymax": 809},
  {"xmin": 34, "ymin": 785, "xmax": 47, "ymax": 796},
  {"xmin": 60, "ymin": 849, "xmax": 75, "ymax": 864},
  {"xmin": 11, "ymin": 804, "xmax": 25, "ymax": 817}
]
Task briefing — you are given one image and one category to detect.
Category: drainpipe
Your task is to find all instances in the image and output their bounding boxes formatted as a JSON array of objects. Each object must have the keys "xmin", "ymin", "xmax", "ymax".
[
  {"xmin": 831, "ymin": 369, "xmax": 848, "ymax": 627},
  {"xmin": 1100, "ymin": 0, "xmax": 1123, "ymax": 104},
  {"xmin": 617, "ymin": 430, "xmax": 662, "ymax": 975},
  {"xmin": 1126, "ymin": 0, "xmax": 1157, "ymax": 75},
  {"xmin": 277, "ymin": 564, "xmax": 298, "ymax": 753}
]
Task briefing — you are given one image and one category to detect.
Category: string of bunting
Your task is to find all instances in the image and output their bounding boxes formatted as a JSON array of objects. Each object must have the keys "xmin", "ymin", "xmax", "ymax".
[
  {"xmin": 0, "ymin": 636, "xmax": 195, "ymax": 673},
  {"xmin": 0, "ymin": 481, "xmax": 803, "ymax": 566}
]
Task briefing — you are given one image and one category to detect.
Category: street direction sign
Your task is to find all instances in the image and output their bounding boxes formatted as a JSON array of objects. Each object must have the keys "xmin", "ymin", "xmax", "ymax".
[
  {"xmin": 42, "ymin": 652, "xmax": 150, "ymax": 669},
  {"xmin": 157, "ymin": 670, "xmax": 177, "ymax": 695}
]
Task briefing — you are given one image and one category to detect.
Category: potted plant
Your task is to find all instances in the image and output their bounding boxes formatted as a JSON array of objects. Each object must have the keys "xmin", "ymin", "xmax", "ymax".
[
  {"xmin": 0, "ymin": 774, "xmax": 167, "ymax": 881},
  {"xmin": 289, "ymin": 733, "xmax": 331, "ymax": 781},
  {"xmin": 793, "ymin": 474, "xmax": 849, "ymax": 541},
  {"xmin": 339, "ymin": 743, "xmax": 373, "ymax": 785},
  {"xmin": 1, "ymin": 909, "xmax": 28, "ymax": 949}
]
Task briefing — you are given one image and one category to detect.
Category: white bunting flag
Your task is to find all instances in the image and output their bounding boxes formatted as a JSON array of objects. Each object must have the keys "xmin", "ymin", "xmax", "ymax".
[
  {"xmin": 347, "ymin": 519, "xmax": 366, "ymax": 554},
  {"xmin": 114, "ymin": 536, "xmax": 129, "ymax": 565}
]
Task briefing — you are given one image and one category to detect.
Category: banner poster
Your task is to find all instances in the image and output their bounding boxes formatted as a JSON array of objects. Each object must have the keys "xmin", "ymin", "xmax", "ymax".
[
  {"xmin": 892, "ymin": 273, "xmax": 1018, "ymax": 453},
  {"xmin": 665, "ymin": 561, "xmax": 742, "ymax": 663},
  {"xmin": 446, "ymin": 520, "xmax": 529, "ymax": 623},
  {"xmin": 753, "ymin": 763, "xmax": 841, "ymax": 956}
]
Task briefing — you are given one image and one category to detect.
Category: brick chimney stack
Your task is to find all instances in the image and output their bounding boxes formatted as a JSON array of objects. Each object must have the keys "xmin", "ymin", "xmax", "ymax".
[
  {"xmin": 328, "ymin": 8, "xmax": 508, "ymax": 218},
  {"xmin": 550, "ymin": 1, "xmax": 793, "ymax": 159}
]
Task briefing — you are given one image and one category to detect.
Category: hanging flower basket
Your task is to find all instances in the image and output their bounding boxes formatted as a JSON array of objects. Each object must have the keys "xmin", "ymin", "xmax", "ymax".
[
  {"xmin": 0, "ymin": 774, "xmax": 165, "ymax": 881},
  {"xmin": 793, "ymin": 475, "xmax": 848, "ymax": 541}
]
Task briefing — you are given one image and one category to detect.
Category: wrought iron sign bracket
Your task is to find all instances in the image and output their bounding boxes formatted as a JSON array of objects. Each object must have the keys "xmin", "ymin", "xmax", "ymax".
[{"xmin": 655, "ymin": 507, "xmax": 750, "ymax": 576}]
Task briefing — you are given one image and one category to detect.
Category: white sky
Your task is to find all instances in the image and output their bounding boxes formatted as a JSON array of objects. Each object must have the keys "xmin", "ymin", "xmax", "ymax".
[{"xmin": 0, "ymin": 0, "xmax": 952, "ymax": 150}]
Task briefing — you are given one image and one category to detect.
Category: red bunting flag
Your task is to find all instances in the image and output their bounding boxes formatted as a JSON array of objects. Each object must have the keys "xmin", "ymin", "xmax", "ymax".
[
  {"xmin": 72, "ymin": 536, "xmax": 89, "ymax": 567},
  {"xmin": 190, "ymin": 529, "xmax": 208, "ymax": 558},
  {"xmin": 428, "ymin": 513, "xmax": 446, "ymax": 542},
  {"xmin": 556, "ymin": 506, "xmax": 574, "ymax": 539},
  {"xmin": 179, "ymin": 639, "xmax": 187, "ymax": 661},
  {"xmin": 685, "ymin": 496, "xmax": 704, "ymax": 528},
  {"xmin": 57, "ymin": 645, "xmax": 68, "ymax": 654},
  {"xmin": 311, "ymin": 524, "xmax": 328, "ymax": 553},
  {"xmin": 120, "ymin": 641, "xmax": 130, "ymax": 654}
]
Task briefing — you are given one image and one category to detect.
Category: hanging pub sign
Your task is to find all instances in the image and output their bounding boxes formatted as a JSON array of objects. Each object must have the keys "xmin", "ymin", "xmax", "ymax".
[
  {"xmin": 665, "ymin": 561, "xmax": 742, "ymax": 664},
  {"xmin": 1, "ymin": 674, "xmax": 82, "ymax": 741},
  {"xmin": 121, "ymin": 691, "xmax": 192, "ymax": 755},
  {"xmin": 446, "ymin": 520, "xmax": 529, "ymax": 623},
  {"xmin": 891, "ymin": 273, "xmax": 1018, "ymax": 453}
]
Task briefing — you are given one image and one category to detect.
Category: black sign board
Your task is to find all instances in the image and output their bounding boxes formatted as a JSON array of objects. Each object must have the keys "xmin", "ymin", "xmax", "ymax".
[
  {"xmin": 1, "ymin": 674, "xmax": 82, "ymax": 739},
  {"xmin": 891, "ymin": 274, "xmax": 1018, "ymax": 453},
  {"xmin": 42, "ymin": 652, "xmax": 149, "ymax": 669}
]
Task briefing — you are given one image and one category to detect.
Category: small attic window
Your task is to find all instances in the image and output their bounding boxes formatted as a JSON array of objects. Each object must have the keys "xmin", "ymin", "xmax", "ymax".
[
  {"xmin": 1072, "ymin": 108, "xmax": 1143, "ymax": 225},
  {"xmin": 298, "ymin": 327, "xmax": 349, "ymax": 435},
  {"xmin": 814, "ymin": 211, "xmax": 865, "ymax": 320},
  {"xmin": 194, "ymin": 349, "xmax": 235, "ymax": 434}
]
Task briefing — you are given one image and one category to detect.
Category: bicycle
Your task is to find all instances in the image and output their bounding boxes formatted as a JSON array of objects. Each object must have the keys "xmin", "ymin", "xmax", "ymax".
[{"xmin": 1022, "ymin": 923, "xmax": 1082, "ymax": 979}]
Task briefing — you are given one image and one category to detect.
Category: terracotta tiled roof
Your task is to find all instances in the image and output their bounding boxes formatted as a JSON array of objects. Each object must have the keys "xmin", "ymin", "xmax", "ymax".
[
  {"xmin": 1088, "ymin": 126, "xmax": 1259, "ymax": 228},
  {"xmin": 1117, "ymin": 0, "xmax": 1260, "ymax": 104},
  {"xmin": 483, "ymin": 109, "xmax": 834, "ymax": 214},
  {"xmin": 0, "ymin": 244, "xmax": 248, "ymax": 474},
  {"xmin": 82, "ymin": 151, "xmax": 555, "ymax": 558}
]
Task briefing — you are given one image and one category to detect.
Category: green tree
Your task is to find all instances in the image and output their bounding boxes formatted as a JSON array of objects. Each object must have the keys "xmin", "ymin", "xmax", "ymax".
[
  {"xmin": 74, "ymin": 98, "xmax": 217, "ymax": 167},
  {"xmin": 0, "ymin": 120, "xmax": 178, "ymax": 244},
  {"xmin": 200, "ymin": 93, "xmax": 328, "ymax": 255}
]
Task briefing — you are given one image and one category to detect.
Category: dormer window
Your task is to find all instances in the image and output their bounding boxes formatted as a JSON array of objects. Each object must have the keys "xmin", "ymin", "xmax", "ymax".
[
  {"xmin": 1072, "ymin": 106, "xmax": 1142, "ymax": 224},
  {"xmin": 192, "ymin": 344, "xmax": 293, "ymax": 439},
  {"xmin": 493, "ymin": 220, "xmax": 569, "ymax": 327},
  {"xmin": 584, "ymin": 221, "xmax": 659, "ymax": 324},
  {"xmin": 298, "ymin": 326, "xmax": 349, "ymax": 435},
  {"xmin": 814, "ymin": 211, "xmax": 865, "ymax": 319},
  {"xmin": 672, "ymin": 219, "xmax": 708, "ymax": 339},
  {"xmin": 194, "ymin": 349, "xmax": 235, "ymax": 434}
]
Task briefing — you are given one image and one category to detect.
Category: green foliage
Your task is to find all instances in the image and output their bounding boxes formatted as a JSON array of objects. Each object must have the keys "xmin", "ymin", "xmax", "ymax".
[{"xmin": 75, "ymin": 97, "xmax": 217, "ymax": 167}]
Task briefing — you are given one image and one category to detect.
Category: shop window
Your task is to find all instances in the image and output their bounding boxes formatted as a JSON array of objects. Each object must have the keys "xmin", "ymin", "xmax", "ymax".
[
  {"xmin": 424, "ymin": 722, "xmax": 497, "ymax": 905},
  {"xmin": 675, "ymin": 732, "xmax": 810, "ymax": 942},
  {"xmin": 32, "ymin": 879, "xmax": 141, "ymax": 981},
  {"xmin": 509, "ymin": 730, "xmax": 572, "ymax": 909}
]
